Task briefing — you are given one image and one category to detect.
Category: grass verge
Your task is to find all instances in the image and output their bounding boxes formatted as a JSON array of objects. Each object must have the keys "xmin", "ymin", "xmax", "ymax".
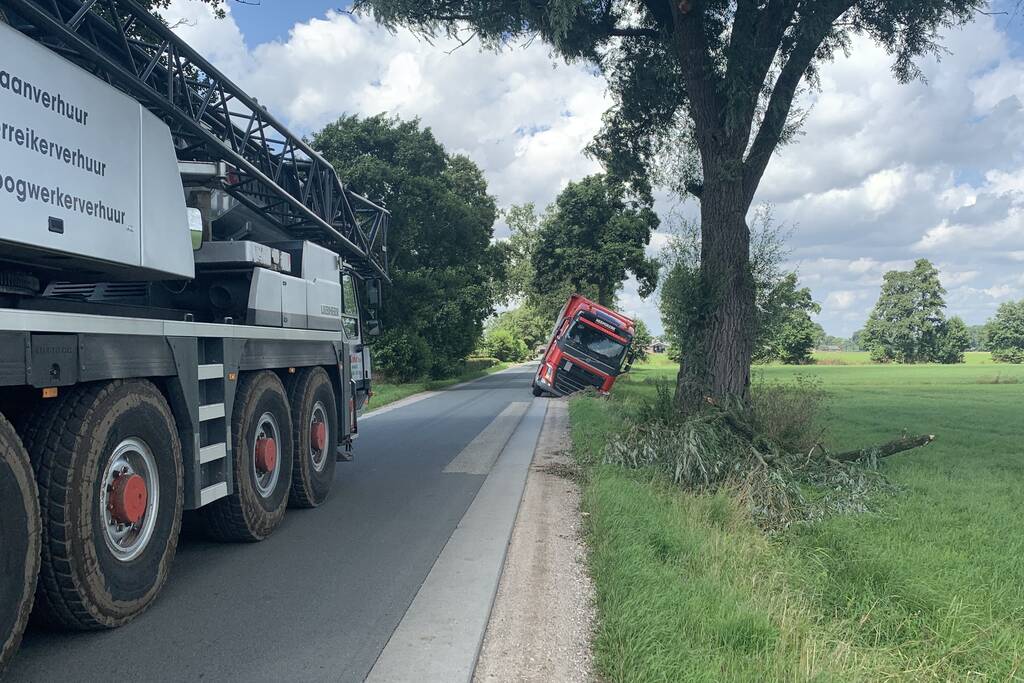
[
  {"xmin": 369, "ymin": 359, "xmax": 511, "ymax": 409},
  {"xmin": 573, "ymin": 355, "xmax": 1024, "ymax": 681}
]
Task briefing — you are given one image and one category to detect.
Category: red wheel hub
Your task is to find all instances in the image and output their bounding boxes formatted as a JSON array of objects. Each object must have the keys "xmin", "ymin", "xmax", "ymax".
[
  {"xmin": 109, "ymin": 474, "xmax": 148, "ymax": 525},
  {"xmin": 255, "ymin": 437, "xmax": 277, "ymax": 474},
  {"xmin": 310, "ymin": 422, "xmax": 327, "ymax": 452}
]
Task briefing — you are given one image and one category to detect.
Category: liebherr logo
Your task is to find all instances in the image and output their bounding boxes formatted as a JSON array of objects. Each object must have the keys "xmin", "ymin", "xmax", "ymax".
[{"xmin": 321, "ymin": 304, "xmax": 340, "ymax": 317}]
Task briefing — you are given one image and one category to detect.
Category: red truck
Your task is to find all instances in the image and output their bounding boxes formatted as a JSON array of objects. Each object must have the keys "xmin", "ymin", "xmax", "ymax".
[{"xmin": 532, "ymin": 295, "xmax": 635, "ymax": 397}]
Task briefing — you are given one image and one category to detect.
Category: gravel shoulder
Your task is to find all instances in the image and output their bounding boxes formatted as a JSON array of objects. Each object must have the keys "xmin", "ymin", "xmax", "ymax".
[{"xmin": 473, "ymin": 398, "xmax": 596, "ymax": 683}]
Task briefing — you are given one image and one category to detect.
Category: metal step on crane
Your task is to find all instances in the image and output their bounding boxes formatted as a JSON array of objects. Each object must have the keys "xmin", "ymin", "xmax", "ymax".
[{"xmin": 0, "ymin": 0, "xmax": 390, "ymax": 281}]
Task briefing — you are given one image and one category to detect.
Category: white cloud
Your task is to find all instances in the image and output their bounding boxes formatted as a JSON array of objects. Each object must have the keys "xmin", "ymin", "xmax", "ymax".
[
  {"xmin": 166, "ymin": 2, "xmax": 608, "ymax": 215},
  {"xmin": 825, "ymin": 290, "xmax": 861, "ymax": 311},
  {"xmin": 759, "ymin": 16, "xmax": 1024, "ymax": 335}
]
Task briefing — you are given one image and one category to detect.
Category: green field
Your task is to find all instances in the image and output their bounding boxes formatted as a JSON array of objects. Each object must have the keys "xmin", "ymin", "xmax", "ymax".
[
  {"xmin": 369, "ymin": 358, "xmax": 509, "ymax": 409},
  {"xmin": 573, "ymin": 354, "xmax": 1024, "ymax": 681},
  {"xmin": 812, "ymin": 350, "xmax": 997, "ymax": 365}
]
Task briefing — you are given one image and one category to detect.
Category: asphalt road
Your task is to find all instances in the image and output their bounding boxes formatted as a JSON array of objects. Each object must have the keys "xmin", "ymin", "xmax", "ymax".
[{"xmin": 8, "ymin": 364, "xmax": 539, "ymax": 682}]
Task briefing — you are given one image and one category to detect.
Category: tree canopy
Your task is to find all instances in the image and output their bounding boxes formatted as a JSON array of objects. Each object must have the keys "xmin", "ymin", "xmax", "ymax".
[
  {"xmin": 354, "ymin": 0, "xmax": 987, "ymax": 411},
  {"xmin": 311, "ymin": 114, "xmax": 503, "ymax": 380},
  {"xmin": 531, "ymin": 174, "xmax": 658, "ymax": 307},
  {"xmin": 758, "ymin": 273, "xmax": 821, "ymax": 365},
  {"xmin": 862, "ymin": 259, "xmax": 968, "ymax": 364},
  {"xmin": 987, "ymin": 300, "xmax": 1024, "ymax": 363}
]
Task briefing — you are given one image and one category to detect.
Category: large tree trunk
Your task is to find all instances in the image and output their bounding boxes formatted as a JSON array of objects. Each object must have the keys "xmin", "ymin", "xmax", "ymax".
[{"xmin": 675, "ymin": 182, "xmax": 757, "ymax": 414}]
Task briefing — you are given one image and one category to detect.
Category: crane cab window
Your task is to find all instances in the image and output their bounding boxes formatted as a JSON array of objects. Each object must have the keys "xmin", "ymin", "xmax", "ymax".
[{"xmin": 341, "ymin": 273, "xmax": 360, "ymax": 340}]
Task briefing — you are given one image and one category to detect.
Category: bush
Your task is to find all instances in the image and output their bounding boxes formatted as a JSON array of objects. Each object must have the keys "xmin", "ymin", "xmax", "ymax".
[
  {"xmin": 481, "ymin": 329, "xmax": 530, "ymax": 362},
  {"xmin": 750, "ymin": 375, "xmax": 828, "ymax": 454},
  {"xmin": 373, "ymin": 331, "xmax": 432, "ymax": 382},
  {"xmin": 992, "ymin": 348, "xmax": 1024, "ymax": 364}
]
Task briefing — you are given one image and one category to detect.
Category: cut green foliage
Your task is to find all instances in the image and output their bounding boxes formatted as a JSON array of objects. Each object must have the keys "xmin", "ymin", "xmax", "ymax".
[{"xmin": 603, "ymin": 375, "xmax": 897, "ymax": 531}]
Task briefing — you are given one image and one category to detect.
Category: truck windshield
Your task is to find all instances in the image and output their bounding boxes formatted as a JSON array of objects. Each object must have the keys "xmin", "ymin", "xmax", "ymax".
[{"xmin": 565, "ymin": 321, "xmax": 627, "ymax": 366}]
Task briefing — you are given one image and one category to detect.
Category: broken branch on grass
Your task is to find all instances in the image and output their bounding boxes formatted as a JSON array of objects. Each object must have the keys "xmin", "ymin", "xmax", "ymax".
[{"xmin": 832, "ymin": 434, "xmax": 935, "ymax": 463}]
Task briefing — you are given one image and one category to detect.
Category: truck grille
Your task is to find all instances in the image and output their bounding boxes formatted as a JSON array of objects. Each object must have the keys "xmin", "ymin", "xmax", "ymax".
[{"xmin": 553, "ymin": 360, "xmax": 605, "ymax": 395}]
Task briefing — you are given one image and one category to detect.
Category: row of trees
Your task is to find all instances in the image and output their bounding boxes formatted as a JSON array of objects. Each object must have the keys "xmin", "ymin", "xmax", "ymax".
[
  {"xmin": 159, "ymin": 0, "xmax": 994, "ymax": 415},
  {"xmin": 309, "ymin": 115, "xmax": 1020, "ymax": 374},
  {"xmin": 309, "ymin": 113, "xmax": 1022, "ymax": 374},
  {"xmin": 310, "ymin": 114, "xmax": 662, "ymax": 379}
]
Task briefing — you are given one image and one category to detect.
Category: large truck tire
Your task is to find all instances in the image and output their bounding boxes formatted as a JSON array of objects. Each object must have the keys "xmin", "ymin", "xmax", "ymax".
[
  {"xmin": 0, "ymin": 414, "xmax": 40, "ymax": 674},
  {"xmin": 22, "ymin": 381, "xmax": 184, "ymax": 630},
  {"xmin": 287, "ymin": 367, "xmax": 338, "ymax": 509},
  {"xmin": 202, "ymin": 371, "xmax": 293, "ymax": 541}
]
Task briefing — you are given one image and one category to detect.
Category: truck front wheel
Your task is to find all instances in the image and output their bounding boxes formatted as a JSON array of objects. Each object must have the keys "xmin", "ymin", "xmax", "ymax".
[
  {"xmin": 202, "ymin": 371, "xmax": 293, "ymax": 541},
  {"xmin": 288, "ymin": 367, "xmax": 338, "ymax": 508},
  {"xmin": 0, "ymin": 414, "xmax": 40, "ymax": 673},
  {"xmin": 24, "ymin": 381, "xmax": 184, "ymax": 630}
]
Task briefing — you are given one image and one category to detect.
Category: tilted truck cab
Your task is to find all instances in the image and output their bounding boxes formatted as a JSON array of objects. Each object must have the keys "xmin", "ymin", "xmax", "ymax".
[{"xmin": 532, "ymin": 294, "xmax": 635, "ymax": 397}]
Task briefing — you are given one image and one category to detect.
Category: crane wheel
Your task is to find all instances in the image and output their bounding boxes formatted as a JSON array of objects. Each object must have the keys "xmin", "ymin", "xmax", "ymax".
[
  {"xmin": 0, "ymin": 414, "xmax": 40, "ymax": 674},
  {"xmin": 23, "ymin": 381, "xmax": 184, "ymax": 630},
  {"xmin": 287, "ymin": 367, "xmax": 338, "ymax": 509},
  {"xmin": 202, "ymin": 372, "xmax": 293, "ymax": 541}
]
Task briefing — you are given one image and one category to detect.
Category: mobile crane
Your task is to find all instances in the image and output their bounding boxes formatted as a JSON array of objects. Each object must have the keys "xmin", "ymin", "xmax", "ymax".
[{"xmin": 0, "ymin": 0, "xmax": 390, "ymax": 670}]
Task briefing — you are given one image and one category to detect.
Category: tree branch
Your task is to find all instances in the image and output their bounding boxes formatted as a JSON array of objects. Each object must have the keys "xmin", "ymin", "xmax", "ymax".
[
  {"xmin": 722, "ymin": 0, "xmax": 799, "ymax": 153},
  {"xmin": 670, "ymin": 1, "xmax": 727, "ymax": 150},
  {"xmin": 742, "ymin": 0, "xmax": 855, "ymax": 203},
  {"xmin": 638, "ymin": 0, "xmax": 675, "ymax": 32},
  {"xmin": 833, "ymin": 434, "xmax": 935, "ymax": 463}
]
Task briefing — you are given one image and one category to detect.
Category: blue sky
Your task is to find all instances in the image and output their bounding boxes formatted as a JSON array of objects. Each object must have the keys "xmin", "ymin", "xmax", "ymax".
[
  {"xmin": 231, "ymin": 1, "xmax": 344, "ymax": 45},
  {"xmin": 175, "ymin": 2, "xmax": 1024, "ymax": 337}
]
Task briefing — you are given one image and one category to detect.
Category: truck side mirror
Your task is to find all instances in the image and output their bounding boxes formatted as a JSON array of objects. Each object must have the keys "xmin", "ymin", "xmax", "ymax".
[
  {"xmin": 365, "ymin": 278, "xmax": 383, "ymax": 311},
  {"xmin": 364, "ymin": 319, "xmax": 382, "ymax": 338},
  {"xmin": 187, "ymin": 208, "xmax": 204, "ymax": 250}
]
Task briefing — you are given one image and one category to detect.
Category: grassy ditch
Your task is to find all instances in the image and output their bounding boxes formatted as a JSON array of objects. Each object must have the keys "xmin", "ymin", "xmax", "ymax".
[
  {"xmin": 572, "ymin": 355, "xmax": 1024, "ymax": 681},
  {"xmin": 369, "ymin": 357, "xmax": 510, "ymax": 409}
]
